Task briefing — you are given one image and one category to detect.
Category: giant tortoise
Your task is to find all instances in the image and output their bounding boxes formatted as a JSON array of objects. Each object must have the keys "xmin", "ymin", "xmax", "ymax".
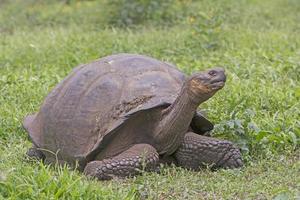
[{"xmin": 23, "ymin": 54, "xmax": 243, "ymax": 180}]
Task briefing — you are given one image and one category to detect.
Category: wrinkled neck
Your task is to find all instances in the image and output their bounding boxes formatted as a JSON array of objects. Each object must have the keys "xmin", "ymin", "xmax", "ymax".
[{"xmin": 155, "ymin": 84, "xmax": 203, "ymax": 155}]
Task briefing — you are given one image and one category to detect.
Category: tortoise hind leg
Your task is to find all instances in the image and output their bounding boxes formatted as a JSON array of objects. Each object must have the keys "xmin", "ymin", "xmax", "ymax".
[
  {"xmin": 83, "ymin": 144, "xmax": 159, "ymax": 180},
  {"xmin": 174, "ymin": 132, "xmax": 243, "ymax": 170},
  {"xmin": 26, "ymin": 146, "xmax": 45, "ymax": 161}
]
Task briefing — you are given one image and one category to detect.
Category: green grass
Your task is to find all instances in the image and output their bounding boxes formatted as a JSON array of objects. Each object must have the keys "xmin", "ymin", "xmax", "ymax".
[{"xmin": 0, "ymin": 0, "xmax": 299, "ymax": 199}]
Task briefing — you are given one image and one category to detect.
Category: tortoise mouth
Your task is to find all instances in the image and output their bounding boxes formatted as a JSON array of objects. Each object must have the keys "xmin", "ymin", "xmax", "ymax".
[{"xmin": 209, "ymin": 80, "xmax": 225, "ymax": 90}]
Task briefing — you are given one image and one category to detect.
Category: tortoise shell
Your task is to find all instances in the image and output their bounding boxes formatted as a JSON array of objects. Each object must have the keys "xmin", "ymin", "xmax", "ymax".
[{"xmin": 23, "ymin": 54, "xmax": 213, "ymax": 168}]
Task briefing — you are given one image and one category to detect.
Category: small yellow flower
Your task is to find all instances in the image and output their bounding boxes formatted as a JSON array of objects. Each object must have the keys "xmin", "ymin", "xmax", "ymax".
[{"xmin": 188, "ymin": 16, "xmax": 195, "ymax": 23}]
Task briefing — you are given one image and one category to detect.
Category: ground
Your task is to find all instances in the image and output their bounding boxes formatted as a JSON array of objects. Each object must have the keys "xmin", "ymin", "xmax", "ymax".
[{"xmin": 0, "ymin": 0, "xmax": 299, "ymax": 199}]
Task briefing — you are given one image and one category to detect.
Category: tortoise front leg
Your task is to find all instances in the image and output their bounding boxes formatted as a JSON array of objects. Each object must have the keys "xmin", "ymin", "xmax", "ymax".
[
  {"xmin": 83, "ymin": 144, "xmax": 159, "ymax": 180},
  {"xmin": 174, "ymin": 132, "xmax": 243, "ymax": 170}
]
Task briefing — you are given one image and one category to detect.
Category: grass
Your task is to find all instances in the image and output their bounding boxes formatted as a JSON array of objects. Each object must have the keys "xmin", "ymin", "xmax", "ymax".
[{"xmin": 0, "ymin": 0, "xmax": 299, "ymax": 199}]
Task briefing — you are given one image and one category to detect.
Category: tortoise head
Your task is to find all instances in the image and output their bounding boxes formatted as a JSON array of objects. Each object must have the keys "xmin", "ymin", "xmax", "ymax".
[{"xmin": 187, "ymin": 67, "xmax": 226, "ymax": 102}]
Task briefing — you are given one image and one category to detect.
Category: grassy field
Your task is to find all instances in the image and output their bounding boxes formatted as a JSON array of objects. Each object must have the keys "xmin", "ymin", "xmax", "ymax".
[{"xmin": 0, "ymin": 0, "xmax": 299, "ymax": 199}]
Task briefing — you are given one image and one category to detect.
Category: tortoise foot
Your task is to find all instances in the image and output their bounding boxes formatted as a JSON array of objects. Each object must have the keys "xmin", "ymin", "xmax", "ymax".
[
  {"xmin": 26, "ymin": 147, "xmax": 45, "ymax": 161},
  {"xmin": 175, "ymin": 132, "xmax": 243, "ymax": 170},
  {"xmin": 83, "ymin": 144, "xmax": 159, "ymax": 180}
]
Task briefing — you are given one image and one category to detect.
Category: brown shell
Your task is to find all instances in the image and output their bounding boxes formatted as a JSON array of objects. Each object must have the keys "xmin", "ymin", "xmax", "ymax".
[{"xmin": 23, "ymin": 54, "xmax": 212, "ymax": 167}]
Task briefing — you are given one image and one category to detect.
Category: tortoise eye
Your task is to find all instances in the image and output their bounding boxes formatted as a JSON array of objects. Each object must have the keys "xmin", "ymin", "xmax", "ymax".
[{"xmin": 208, "ymin": 70, "xmax": 217, "ymax": 76}]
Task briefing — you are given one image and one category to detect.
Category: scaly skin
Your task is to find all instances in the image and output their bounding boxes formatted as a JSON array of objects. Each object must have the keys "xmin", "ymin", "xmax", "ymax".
[
  {"xmin": 83, "ymin": 144, "xmax": 159, "ymax": 180},
  {"xmin": 174, "ymin": 132, "xmax": 243, "ymax": 169}
]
